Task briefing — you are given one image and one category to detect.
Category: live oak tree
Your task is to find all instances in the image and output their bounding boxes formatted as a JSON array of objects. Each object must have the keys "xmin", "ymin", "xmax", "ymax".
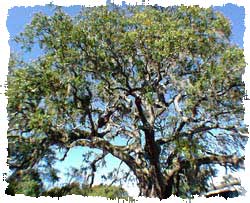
[{"xmin": 7, "ymin": 5, "xmax": 247, "ymax": 199}]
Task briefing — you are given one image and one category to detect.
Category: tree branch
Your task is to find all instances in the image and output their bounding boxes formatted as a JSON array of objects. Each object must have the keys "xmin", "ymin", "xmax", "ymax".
[
  {"xmin": 196, "ymin": 154, "xmax": 245, "ymax": 168},
  {"xmin": 88, "ymin": 151, "xmax": 108, "ymax": 188},
  {"xmin": 67, "ymin": 137, "xmax": 139, "ymax": 173}
]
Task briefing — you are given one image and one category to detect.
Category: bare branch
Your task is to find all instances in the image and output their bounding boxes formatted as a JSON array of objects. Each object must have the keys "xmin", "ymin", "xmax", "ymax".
[{"xmin": 88, "ymin": 151, "xmax": 108, "ymax": 188}]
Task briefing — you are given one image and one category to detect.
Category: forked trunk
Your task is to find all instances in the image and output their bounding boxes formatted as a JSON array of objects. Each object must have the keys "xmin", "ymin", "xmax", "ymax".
[{"xmin": 136, "ymin": 169, "xmax": 173, "ymax": 199}]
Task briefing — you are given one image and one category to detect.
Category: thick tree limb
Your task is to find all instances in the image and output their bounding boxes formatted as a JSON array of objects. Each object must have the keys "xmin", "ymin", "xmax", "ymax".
[
  {"xmin": 205, "ymin": 177, "xmax": 243, "ymax": 198},
  {"xmin": 196, "ymin": 154, "xmax": 245, "ymax": 168},
  {"xmin": 67, "ymin": 137, "xmax": 139, "ymax": 172}
]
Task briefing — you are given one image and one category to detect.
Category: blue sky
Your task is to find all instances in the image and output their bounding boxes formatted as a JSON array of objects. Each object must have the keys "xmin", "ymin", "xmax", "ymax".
[
  {"xmin": 6, "ymin": 2, "xmax": 245, "ymax": 195},
  {"xmin": 213, "ymin": 4, "xmax": 245, "ymax": 47}
]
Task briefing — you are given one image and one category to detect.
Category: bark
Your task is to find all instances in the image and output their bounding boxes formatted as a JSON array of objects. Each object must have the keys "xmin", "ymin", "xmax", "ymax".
[
  {"xmin": 136, "ymin": 172, "xmax": 171, "ymax": 199},
  {"xmin": 135, "ymin": 164, "xmax": 177, "ymax": 199},
  {"xmin": 135, "ymin": 152, "xmax": 244, "ymax": 199},
  {"xmin": 133, "ymin": 95, "xmax": 169, "ymax": 199}
]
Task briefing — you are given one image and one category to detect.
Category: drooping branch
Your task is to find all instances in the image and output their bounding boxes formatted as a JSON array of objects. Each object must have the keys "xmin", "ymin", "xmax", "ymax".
[
  {"xmin": 67, "ymin": 137, "xmax": 138, "ymax": 172},
  {"xmin": 204, "ymin": 176, "xmax": 243, "ymax": 198},
  {"xmin": 88, "ymin": 151, "xmax": 108, "ymax": 188}
]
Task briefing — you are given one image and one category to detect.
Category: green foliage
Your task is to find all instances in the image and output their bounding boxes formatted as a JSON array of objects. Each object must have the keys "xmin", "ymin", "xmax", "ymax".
[
  {"xmin": 42, "ymin": 183, "xmax": 128, "ymax": 199},
  {"xmin": 7, "ymin": 4, "xmax": 246, "ymax": 199},
  {"xmin": 42, "ymin": 182, "xmax": 85, "ymax": 197},
  {"xmin": 7, "ymin": 5, "xmax": 245, "ymax": 131},
  {"xmin": 87, "ymin": 185, "xmax": 128, "ymax": 199},
  {"xmin": 6, "ymin": 170, "xmax": 43, "ymax": 197}
]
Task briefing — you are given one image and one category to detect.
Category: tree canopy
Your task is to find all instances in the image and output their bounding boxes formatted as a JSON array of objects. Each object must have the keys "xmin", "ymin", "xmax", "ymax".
[{"xmin": 6, "ymin": 5, "xmax": 247, "ymax": 199}]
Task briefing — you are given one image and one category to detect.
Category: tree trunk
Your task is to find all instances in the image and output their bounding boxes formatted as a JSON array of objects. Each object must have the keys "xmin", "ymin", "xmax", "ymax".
[
  {"xmin": 136, "ymin": 169, "xmax": 173, "ymax": 199},
  {"xmin": 133, "ymin": 98, "xmax": 174, "ymax": 199}
]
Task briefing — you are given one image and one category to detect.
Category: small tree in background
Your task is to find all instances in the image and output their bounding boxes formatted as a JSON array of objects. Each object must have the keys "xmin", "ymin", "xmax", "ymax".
[{"xmin": 5, "ymin": 169, "xmax": 43, "ymax": 197}]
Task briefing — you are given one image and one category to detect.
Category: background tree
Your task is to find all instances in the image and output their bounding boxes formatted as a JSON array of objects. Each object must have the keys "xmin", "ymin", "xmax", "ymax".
[
  {"xmin": 6, "ymin": 174, "xmax": 128, "ymax": 199},
  {"xmin": 6, "ymin": 5, "xmax": 247, "ymax": 199},
  {"xmin": 41, "ymin": 182, "xmax": 128, "ymax": 199},
  {"xmin": 5, "ymin": 169, "xmax": 43, "ymax": 197}
]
